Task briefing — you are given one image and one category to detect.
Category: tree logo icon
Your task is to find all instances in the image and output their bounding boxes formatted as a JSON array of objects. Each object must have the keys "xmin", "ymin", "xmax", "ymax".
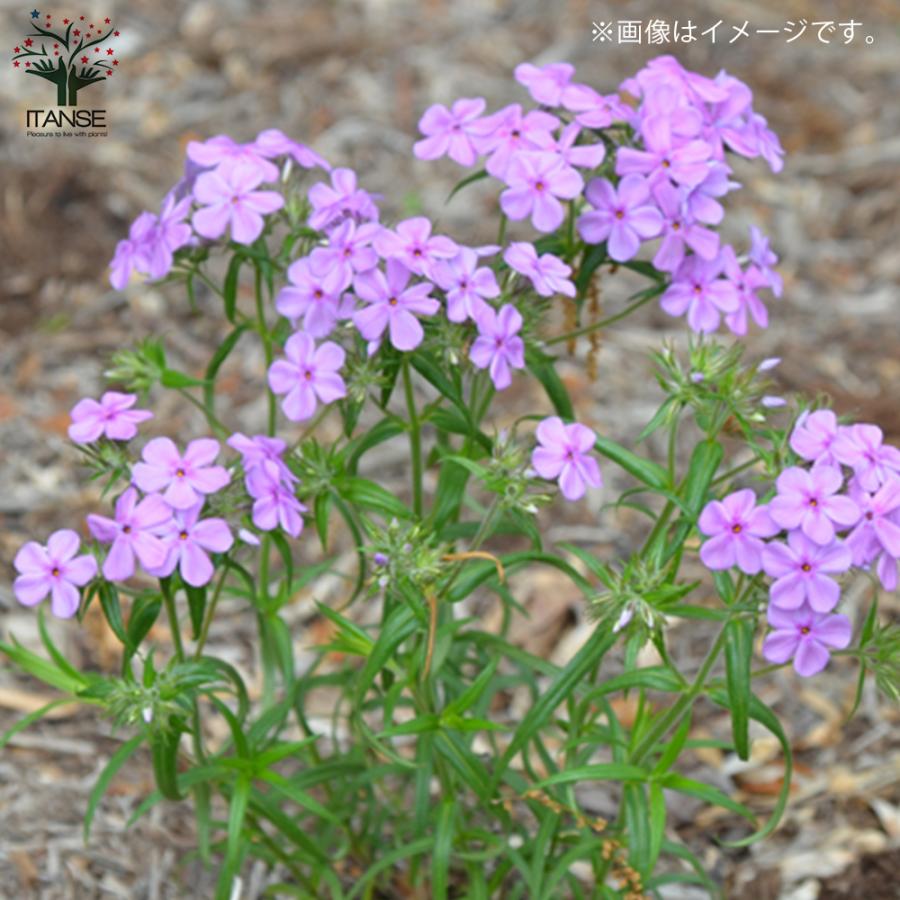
[{"xmin": 12, "ymin": 9, "xmax": 121, "ymax": 106}]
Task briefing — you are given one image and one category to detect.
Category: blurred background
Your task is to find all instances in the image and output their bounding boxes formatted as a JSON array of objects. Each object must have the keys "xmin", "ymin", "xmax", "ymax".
[{"xmin": 1, "ymin": 1, "xmax": 898, "ymax": 896}]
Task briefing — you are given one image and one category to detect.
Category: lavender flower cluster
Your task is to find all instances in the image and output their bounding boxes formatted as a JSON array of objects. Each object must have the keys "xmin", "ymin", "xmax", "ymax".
[
  {"xmin": 699, "ymin": 412, "xmax": 900, "ymax": 676},
  {"xmin": 413, "ymin": 55, "xmax": 784, "ymax": 335}
]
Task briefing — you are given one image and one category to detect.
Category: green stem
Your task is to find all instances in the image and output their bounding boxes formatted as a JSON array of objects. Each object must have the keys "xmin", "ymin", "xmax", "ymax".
[
  {"xmin": 160, "ymin": 579, "xmax": 185, "ymax": 663},
  {"xmin": 546, "ymin": 285, "xmax": 663, "ymax": 347},
  {"xmin": 175, "ymin": 388, "xmax": 228, "ymax": 440},
  {"xmin": 254, "ymin": 264, "xmax": 277, "ymax": 436},
  {"xmin": 193, "ymin": 568, "xmax": 228, "ymax": 659},
  {"xmin": 403, "ymin": 358, "xmax": 424, "ymax": 518},
  {"xmin": 631, "ymin": 627, "xmax": 728, "ymax": 765}
]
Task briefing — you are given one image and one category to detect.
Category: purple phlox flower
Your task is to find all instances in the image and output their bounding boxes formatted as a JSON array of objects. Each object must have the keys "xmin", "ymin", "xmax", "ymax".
[
  {"xmin": 186, "ymin": 134, "xmax": 280, "ymax": 183},
  {"xmin": 790, "ymin": 409, "xmax": 840, "ymax": 466},
  {"xmin": 623, "ymin": 57, "xmax": 729, "ymax": 110},
  {"xmin": 698, "ymin": 489, "xmax": 779, "ymax": 574},
  {"xmin": 192, "ymin": 161, "xmax": 284, "ymax": 245},
  {"xmin": 69, "ymin": 391, "xmax": 153, "ymax": 444},
  {"xmin": 141, "ymin": 193, "xmax": 193, "ymax": 280},
  {"xmin": 276, "ymin": 256, "xmax": 345, "ymax": 338},
  {"xmin": 227, "ymin": 432, "xmax": 298, "ymax": 487},
  {"xmin": 352, "ymin": 259, "xmax": 439, "ymax": 351},
  {"xmin": 833, "ymin": 424, "xmax": 900, "ymax": 492},
  {"xmin": 615, "ymin": 114, "xmax": 712, "ymax": 188},
  {"xmin": 132, "ymin": 438, "xmax": 231, "ymax": 510},
  {"xmin": 578, "ymin": 174, "xmax": 663, "ymax": 263},
  {"xmin": 307, "ymin": 168, "xmax": 380, "ymax": 232},
  {"xmin": 468, "ymin": 103, "xmax": 559, "ymax": 179},
  {"xmin": 762, "ymin": 603, "xmax": 851, "ymax": 677},
  {"xmin": 659, "ymin": 252, "xmax": 740, "ymax": 333},
  {"xmin": 308, "ymin": 219, "xmax": 380, "ymax": 291},
  {"xmin": 845, "ymin": 476, "xmax": 900, "ymax": 582},
  {"xmin": 145, "ymin": 504, "xmax": 234, "ymax": 587},
  {"xmin": 562, "ymin": 84, "xmax": 630, "ymax": 129},
  {"xmin": 721, "ymin": 246, "xmax": 773, "ymax": 335},
  {"xmin": 699, "ymin": 73, "xmax": 755, "ymax": 160},
  {"xmin": 109, "ymin": 211, "xmax": 156, "ymax": 290},
  {"xmin": 763, "ymin": 531, "xmax": 852, "ymax": 613},
  {"xmin": 413, "ymin": 97, "xmax": 486, "ymax": 167},
  {"xmin": 169, "ymin": 155, "xmax": 207, "ymax": 204},
  {"xmin": 748, "ymin": 225, "xmax": 783, "ymax": 298},
  {"xmin": 469, "ymin": 304, "xmax": 525, "ymax": 391},
  {"xmin": 553, "ymin": 122, "xmax": 606, "ymax": 171},
  {"xmin": 431, "ymin": 247, "xmax": 500, "ymax": 322},
  {"xmin": 13, "ymin": 529, "xmax": 97, "ymax": 618},
  {"xmin": 246, "ymin": 460, "xmax": 306, "ymax": 538},
  {"xmin": 503, "ymin": 242, "xmax": 575, "ymax": 298},
  {"xmin": 762, "ymin": 396, "xmax": 787, "ymax": 409},
  {"xmin": 87, "ymin": 487, "xmax": 173, "ymax": 582},
  {"xmin": 683, "ymin": 162, "xmax": 740, "ymax": 226},
  {"xmin": 531, "ymin": 416, "xmax": 602, "ymax": 502},
  {"xmin": 267, "ymin": 331, "xmax": 347, "ymax": 422},
  {"xmin": 769, "ymin": 464, "xmax": 861, "ymax": 545},
  {"xmin": 499, "ymin": 152, "xmax": 583, "ymax": 233},
  {"xmin": 514, "ymin": 62, "xmax": 575, "ymax": 106},
  {"xmin": 373, "ymin": 217, "xmax": 459, "ymax": 279},
  {"xmin": 742, "ymin": 113, "xmax": 785, "ymax": 173},
  {"xmin": 253, "ymin": 128, "xmax": 330, "ymax": 171},
  {"xmin": 651, "ymin": 179, "xmax": 719, "ymax": 272}
]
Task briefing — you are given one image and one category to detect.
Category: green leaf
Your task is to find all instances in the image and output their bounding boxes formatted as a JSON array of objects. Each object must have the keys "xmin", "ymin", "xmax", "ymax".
[
  {"xmin": 257, "ymin": 768, "xmax": 342, "ymax": 826},
  {"xmin": 446, "ymin": 168, "xmax": 489, "ymax": 202},
  {"xmin": 217, "ymin": 774, "xmax": 251, "ymax": 900},
  {"xmin": 431, "ymin": 799, "xmax": 457, "ymax": 900},
  {"xmin": 185, "ymin": 583, "xmax": 207, "ymax": 642},
  {"xmin": 496, "ymin": 625, "xmax": 617, "ymax": 784},
  {"xmin": 151, "ymin": 728, "xmax": 185, "ymax": 801},
  {"xmin": 223, "ymin": 254, "xmax": 243, "ymax": 323},
  {"xmin": 574, "ymin": 243, "xmax": 608, "ymax": 296},
  {"xmin": 346, "ymin": 838, "xmax": 432, "ymax": 900},
  {"xmin": 710, "ymin": 689, "xmax": 794, "ymax": 846},
  {"xmin": 160, "ymin": 367, "xmax": 206, "ymax": 389},
  {"xmin": 535, "ymin": 763, "xmax": 648, "ymax": 788},
  {"xmin": 0, "ymin": 698, "xmax": 74, "ymax": 751},
  {"xmin": 594, "ymin": 436, "xmax": 668, "ymax": 489},
  {"xmin": 125, "ymin": 593, "xmax": 162, "ymax": 654},
  {"xmin": 660, "ymin": 773, "xmax": 755, "ymax": 822},
  {"xmin": 341, "ymin": 416, "xmax": 405, "ymax": 473},
  {"xmin": 84, "ymin": 733, "xmax": 144, "ymax": 842},
  {"xmin": 0, "ymin": 637, "xmax": 85, "ymax": 695},
  {"xmin": 314, "ymin": 492, "xmax": 331, "ymax": 550},
  {"xmin": 430, "ymin": 455, "xmax": 472, "ymax": 532},
  {"xmin": 525, "ymin": 347, "xmax": 574, "ymax": 420},
  {"xmin": 98, "ymin": 581, "xmax": 128, "ymax": 646},
  {"xmin": 624, "ymin": 782, "xmax": 651, "ymax": 876},
  {"xmin": 724, "ymin": 618, "xmax": 754, "ymax": 760},
  {"xmin": 338, "ymin": 476, "xmax": 413, "ymax": 520},
  {"xmin": 648, "ymin": 781, "xmax": 666, "ymax": 873},
  {"xmin": 204, "ymin": 324, "xmax": 249, "ymax": 413}
]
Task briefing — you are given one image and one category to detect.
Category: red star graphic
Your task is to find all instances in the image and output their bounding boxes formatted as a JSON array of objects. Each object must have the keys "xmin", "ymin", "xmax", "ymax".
[
  {"xmin": 24, "ymin": 38, "xmax": 33, "ymax": 46},
  {"xmin": 14, "ymin": 46, "xmax": 20, "ymax": 52},
  {"xmin": 45, "ymin": 13, "xmax": 51, "ymax": 17},
  {"xmin": 13, "ymin": 60, "xmax": 20, "ymax": 67},
  {"xmin": 24, "ymin": 61, "xmax": 30, "ymax": 66},
  {"xmin": 80, "ymin": 15, "xmax": 85, "ymax": 20},
  {"xmin": 105, "ymin": 69, "xmax": 111, "ymax": 75},
  {"xmin": 89, "ymin": 23, "xmax": 94, "ymax": 28},
  {"xmin": 105, "ymin": 17, "xmax": 111, "ymax": 24},
  {"xmin": 113, "ymin": 30, "xmax": 120, "ymax": 36},
  {"xmin": 63, "ymin": 18, "xmax": 69, "ymax": 24},
  {"xmin": 94, "ymin": 47, "xmax": 99, "ymax": 52},
  {"xmin": 81, "ymin": 55, "xmax": 88, "ymax": 62},
  {"xmin": 53, "ymin": 43, "xmax": 58, "ymax": 48},
  {"xmin": 106, "ymin": 47, "xmax": 113, "ymax": 54},
  {"xmin": 73, "ymin": 29, "xmax": 79, "ymax": 36},
  {"xmin": 112, "ymin": 59, "xmax": 118, "ymax": 65}
]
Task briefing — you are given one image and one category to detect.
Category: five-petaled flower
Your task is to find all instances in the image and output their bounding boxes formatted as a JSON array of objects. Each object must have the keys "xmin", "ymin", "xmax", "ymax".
[
  {"xmin": 192, "ymin": 161, "xmax": 284, "ymax": 245},
  {"xmin": 698, "ymin": 489, "xmax": 779, "ymax": 574},
  {"xmin": 267, "ymin": 331, "xmax": 347, "ymax": 422},
  {"xmin": 68, "ymin": 391, "xmax": 153, "ymax": 444},
  {"xmin": 132, "ymin": 438, "xmax": 230, "ymax": 509},
  {"xmin": 578, "ymin": 175, "xmax": 663, "ymax": 262},
  {"xmin": 762, "ymin": 531, "xmax": 852, "ymax": 613},
  {"xmin": 500, "ymin": 152, "xmax": 583, "ymax": 233},
  {"xmin": 413, "ymin": 97, "xmax": 486, "ymax": 167},
  {"xmin": 762, "ymin": 604, "xmax": 851, "ymax": 677},
  {"xmin": 13, "ymin": 530, "xmax": 97, "ymax": 618},
  {"xmin": 145, "ymin": 505, "xmax": 234, "ymax": 587},
  {"xmin": 469, "ymin": 304, "xmax": 526, "ymax": 391},
  {"xmin": 768, "ymin": 465, "xmax": 861, "ymax": 545},
  {"xmin": 531, "ymin": 417, "xmax": 602, "ymax": 502}
]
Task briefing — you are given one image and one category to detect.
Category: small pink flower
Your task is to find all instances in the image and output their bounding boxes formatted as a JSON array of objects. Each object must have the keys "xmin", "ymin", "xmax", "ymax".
[
  {"xmin": 504, "ymin": 242, "xmax": 575, "ymax": 298},
  {"xmin": 790, "ymin": 410, "xmax": 840, "ymax": 467},
  {"xmin": 531, "ymin": 417, "xmax": 602, "ymax": 502},
  {"xmin": 768, "ymin": 465, "xmax": 861, "ymax": 545},
  {"xmin": 68, "ymin": 392, "xmax": 153, "ymax": 444},
  {"xmin": 145, "ymin": 505, "xmax": 234, "ymax": 587},
  {"xmin": 698, "ymin": 489, "xmax": 779, "ymax": 574},
  {"xmin": 192, "ymin": 161, "xmax": 284, "ymax": 245},
  {"xmin": 578, "ymin": 175, "xmax": 663, "ymax": 262},
  {"xmin": 431, "ymin": 248, "xmax": 500, "ymax": 323},
  {"xmin": 373, "ymin": 217, "xmax": 458, "ymax": 279},
  {"xmin": 469, "ymin": 304, "xmax": 525, "ymax": 391},
  {"xmin": 13, "ymin": 530, "xmax": 97, "ymax": 618},
  {"xmin": 307, "ymin": 168, "xmax": 380, "ymax": 232},
  {"xmin": 500, "ymin": 152, "xmax": 583, "ymax": 233},
  {"xmin": 762, "ymin": 604, "xmax": 851, "ymax": 677},
  {"xmin": 267, "ymin": 332, "xmax": 347, "ymax": 422},
  {"xmin": 246, "ymin": 460, "xmax": 306, "ymax": 537},
  {"xmin": 762, "ymin": 531, "xmax": 851, "ymax": 613},
  {"xmin": 414, "ymin": 98, "xmax": 486, "ymax": 167},
  {"xmin": 132, "ymin": 438, "xmax": 230, "ymax": 510},
  {"xmin": 833, "ymin": 424, "xmax": 900, "ymax": 492}
]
